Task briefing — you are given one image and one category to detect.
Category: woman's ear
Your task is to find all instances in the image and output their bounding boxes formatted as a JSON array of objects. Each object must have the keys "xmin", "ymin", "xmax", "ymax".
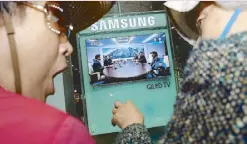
[
  {"xmin": 197, "ymin": 11, "xmax": 207, "ymax": 23},
  {"xmin": 196, "ymin": 3, "xmax": 214, "ymax": 33},
  {"xmin": 196, "ymin": 5, "xmax": 211, "ymax": 25}
]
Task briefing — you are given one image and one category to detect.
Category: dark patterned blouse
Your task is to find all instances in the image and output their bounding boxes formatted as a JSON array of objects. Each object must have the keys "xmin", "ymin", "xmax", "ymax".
[{"xmin": 115, "ymin": 32, "xmax": 247, "ymax": 144}]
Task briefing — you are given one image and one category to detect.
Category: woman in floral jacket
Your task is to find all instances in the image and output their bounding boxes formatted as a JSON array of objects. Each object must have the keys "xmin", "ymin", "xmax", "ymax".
[{"xmin": 112, "ymin": 1, "xmax": 247, "ymax": 144}]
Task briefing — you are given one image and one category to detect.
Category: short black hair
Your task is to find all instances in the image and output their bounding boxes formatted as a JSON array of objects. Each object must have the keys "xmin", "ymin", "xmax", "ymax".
[
  {"xmin": 95, "ymin": 54, "xmax": 100, "ymax": 59},
  {"xmin": 150, "ymin": 51, "xmax": 158, "ymax": 57}
]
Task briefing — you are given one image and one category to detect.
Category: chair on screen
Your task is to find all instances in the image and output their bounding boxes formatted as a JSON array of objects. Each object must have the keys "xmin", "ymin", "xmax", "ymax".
[{"xmin": 88, "ymin": 63, "xmax": 105, "ymax": 85}]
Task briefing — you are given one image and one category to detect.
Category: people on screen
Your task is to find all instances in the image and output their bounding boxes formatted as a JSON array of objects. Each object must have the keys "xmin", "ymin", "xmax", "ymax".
[
  {"xmin": 147, "ymin": 51, "xmax": 159, "ymax": 77},
  {"xmin": 156, "ymin": 62, "xmax": 166, "ymax": 76},
  {"xmin": 153, "ymin": 37, "xmax": 157, "ymax": 42},
  {"xmin": 158, "ymin": 37, "xmax": 162, "ymax": 42},
  {"xmin": 150, "ymin": 51, "xmax": 160, "ymax": 70},
  {"xmin": 134, "ymin": 52, "xmax": 147, "ymax": 63},
  {"xmin": 93, "ymin": 54, "xmax": 104, "ymax": 75},
  {"xmin": 104, "ymin": 55, "xmax": 113, "ymax": 66}
]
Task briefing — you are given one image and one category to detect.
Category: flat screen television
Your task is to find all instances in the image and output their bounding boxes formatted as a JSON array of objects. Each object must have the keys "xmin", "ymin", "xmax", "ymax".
[{"xmin": 86, "ymin": 32, "xmax": 171, "ymax": 86}]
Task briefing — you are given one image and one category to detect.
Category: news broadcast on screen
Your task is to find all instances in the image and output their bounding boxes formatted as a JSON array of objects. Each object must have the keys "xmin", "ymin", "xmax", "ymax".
[{"xmin": 86, "ymin": 32, "xmax": 171, "ymax": 86}]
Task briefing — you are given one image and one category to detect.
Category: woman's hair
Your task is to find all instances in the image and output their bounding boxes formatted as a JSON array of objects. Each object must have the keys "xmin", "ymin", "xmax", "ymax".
[{"xmin": 0, "ymin": 2, "xmax": 11, "ymax": 13}]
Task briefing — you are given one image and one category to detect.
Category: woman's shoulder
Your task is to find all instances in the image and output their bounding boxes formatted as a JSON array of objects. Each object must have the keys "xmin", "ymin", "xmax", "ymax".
[
  {"xmin": 183, "ymin": 32, "xmax": 246, "ymax": 85},
  {"xmin": 167, "ymin": 32, "xmax": 247, "ymax": 143}
]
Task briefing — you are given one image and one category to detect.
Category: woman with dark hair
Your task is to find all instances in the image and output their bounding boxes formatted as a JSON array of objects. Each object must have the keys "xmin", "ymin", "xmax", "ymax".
[
  {"xmin": 0, "ymin": 1, "xmax": 113, "ymax": 143},
  {"xmin": 112, "ymin": 1, "xmax": 247, "ymax": 143}
]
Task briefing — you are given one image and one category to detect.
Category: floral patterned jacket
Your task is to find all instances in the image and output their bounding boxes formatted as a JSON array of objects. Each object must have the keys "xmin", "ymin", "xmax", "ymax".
[{"xmin": 115, "ymin": 32, "xmax": 247, "ymax": 144}]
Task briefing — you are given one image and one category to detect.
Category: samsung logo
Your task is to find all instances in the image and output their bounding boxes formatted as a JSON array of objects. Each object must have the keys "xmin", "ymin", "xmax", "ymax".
[{"xmin": 91, "ymin": 16, "xmax": 156, "ymax": 31}]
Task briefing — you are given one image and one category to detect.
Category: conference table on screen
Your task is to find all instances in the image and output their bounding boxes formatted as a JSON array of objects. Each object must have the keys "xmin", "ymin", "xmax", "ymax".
[{"xmin": 103, "ymin": 60, "xmax": 152, "ymax": 80}]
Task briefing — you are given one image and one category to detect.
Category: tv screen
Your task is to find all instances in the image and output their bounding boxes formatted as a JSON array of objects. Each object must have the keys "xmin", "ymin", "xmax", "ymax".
[{"xmin": 86, "ymin": 32, "xmax": 171, "ymax": 86}]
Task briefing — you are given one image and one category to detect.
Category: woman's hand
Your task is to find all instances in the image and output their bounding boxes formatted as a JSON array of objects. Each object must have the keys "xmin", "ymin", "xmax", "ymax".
[{"xmin": 111, "ymin": 100, "xmax": 144, "ymax": 129}]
